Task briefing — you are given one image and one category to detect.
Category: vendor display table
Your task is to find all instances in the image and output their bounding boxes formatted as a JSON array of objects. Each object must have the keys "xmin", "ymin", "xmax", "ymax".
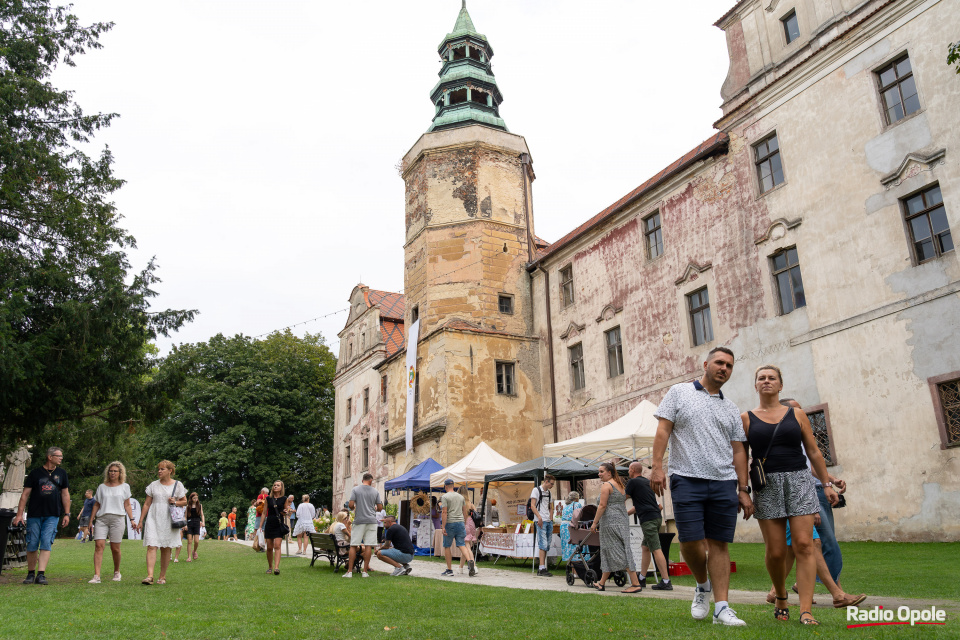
[{"xmin": 477, "ymin": 526, "xmax": 561, "ymax": 560}]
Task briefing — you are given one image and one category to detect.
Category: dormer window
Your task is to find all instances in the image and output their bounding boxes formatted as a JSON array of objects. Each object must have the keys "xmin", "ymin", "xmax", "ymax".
[{"xmin": 782, "ymin": 11, "xmax": 800, "ymax": 44}]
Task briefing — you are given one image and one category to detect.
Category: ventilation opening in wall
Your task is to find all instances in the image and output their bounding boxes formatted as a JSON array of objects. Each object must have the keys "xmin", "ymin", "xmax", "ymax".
[{"xmin": 502, "ymin": 243, "xmax": 507, "ymax": 252}]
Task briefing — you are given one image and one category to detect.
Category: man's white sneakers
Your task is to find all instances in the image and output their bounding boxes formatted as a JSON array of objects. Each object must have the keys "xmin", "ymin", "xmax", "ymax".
[
  {"xmin": 713, "ymin": 606, "xmax": 747, "ymax": 626},
  {"xmin": 691, "ymin": 585, "xmax": 711, "ymax": 620},
  {"xmin": 342, "ymin": 572, "xmax": 352, "ymax": 578}
]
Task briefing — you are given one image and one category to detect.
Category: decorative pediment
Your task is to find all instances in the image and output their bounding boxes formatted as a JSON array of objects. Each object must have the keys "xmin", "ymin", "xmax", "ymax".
[
  {"xmin": 764, "ymin": 0, "xmax": 782, "ymax": 12},
  {"xmin": 754, "ymin": 217, "xmax": 803, "ymax": 245},
  {"xmin": 595, "ymin": 304, "xmax": 623, "ymax": 324},
  {"xmin": 674, "ymin": 262, "xmax": 713, "ymax": 287},
  {"xmin": 881, "ymin": 149, "xmax": 946, "ymax": 189},
  {"xmin": 559, "ymin": 321, "xmax": 586, "ymax": 341}
]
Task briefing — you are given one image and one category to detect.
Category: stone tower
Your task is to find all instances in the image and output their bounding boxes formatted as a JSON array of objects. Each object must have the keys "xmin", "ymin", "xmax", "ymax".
[{"xmin": 389, "ymin": 1, "xmax": 544, "ymax": 468}]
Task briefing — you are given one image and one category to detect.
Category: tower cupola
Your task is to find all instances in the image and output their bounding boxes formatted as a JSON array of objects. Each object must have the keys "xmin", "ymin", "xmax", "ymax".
[{"xmin": 428, "ymin": 1, "xmax": 507, "ymax": 132}]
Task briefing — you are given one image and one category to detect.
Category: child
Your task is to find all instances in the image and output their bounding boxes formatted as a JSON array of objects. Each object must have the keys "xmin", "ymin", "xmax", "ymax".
[
  {"xmin": 218, "ymin": 512, "xmax": 229, "ymax": 540},
  {"xmin": 227, "ymin": 507, "xmax": 238, "ymax": 541}
]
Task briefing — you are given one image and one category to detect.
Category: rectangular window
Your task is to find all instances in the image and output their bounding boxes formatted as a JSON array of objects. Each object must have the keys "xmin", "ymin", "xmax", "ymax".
[
  {"xmin": 381, "ymin": 374, "xmax": 388, "ymax": 403},
  {"xmin": 807, "ymin": 409, "xmax": 835, "ymax": 466},
  {"xmin": 363, "ymin": 387, "xmax": 369, "ymax": 414},
  {"xmin": 877, "ymin": 54, "xmax": 920, "ymax": 125},
  {"xmin": 346, "ymin": 398, "xmax": 352, "ymax": 425},
  {"xmin": 361, "ymin": 438, "xmax": 369, "ymax": 471},
  {"xmin": 605, "ymin": 327, "xmax": 624, "ymax": 378},
  {"xmin": 496, "ymin": 361, "xmax": 515, "ymax": 395},
  {"xmin": 772, "ymin": 247, "xmax": 806, "ymax": 314},
  {"xmin": 903, "ymin": 185, "xmax": 952, "ymax": 263},
  {"xmin": 643, "ymin": 211, "xmax": 663, "ymax": 259},
  {"xmin": 688, "ymin": 288, "xmax": 714, "ymax": 347},
  {"xmin": 498, "ymin": 294, "xmax": 514, "ymax": 314},
  {"xmin": 930, "ymin": 374, "xmax": 960, "ymax": 448},
  {"xmin": 569, "ymin": 343, "xmax": 585, "ymax": 391},
  {"xmin": 782, "ymin": 11, "xmax": 800, "ymax": 44},
  {"xmin": 344, "ymin": 445, "xmax": 351, "ymax": 476},
  {"xmin": 411, "ymin": 305, "xmax": 419, "ymax": 323},
  {"xmin": 754, "ymin": 134, "xmax": 784, "ymax": 194},
  {"xmin": 560, "ymin": 266, "xmax": 575, "ymax": 307}
]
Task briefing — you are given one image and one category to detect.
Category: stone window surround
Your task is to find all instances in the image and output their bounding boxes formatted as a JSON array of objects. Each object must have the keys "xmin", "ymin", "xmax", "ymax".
[
  {"xmin": 495, "ymin": 360, "xmax": 517, "ymax": 396},
  {"xmin": 675, "ymin": 264, "xmax": 717, "ymax": 351},
  {"xmin": 872, "ymin": 50, "xmax": 924, "ymax": 132},
  {"xmin": 900, "ymin": 182, "xmax": 951, "ymax": 266},
  {"xmin": 928, "ymin": 371, "xmax": 960, "ymax": 450},
  {"xmin": 804, "ymin": 403, "xmax": 837, "ymax": 466},
  {"xmin": 498, "ymin": 292, "xmax": 515, "ymax": 315}
]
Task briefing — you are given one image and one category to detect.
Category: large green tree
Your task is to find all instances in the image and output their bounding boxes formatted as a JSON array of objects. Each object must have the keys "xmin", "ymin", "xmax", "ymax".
[
  {"xmin": 140, "ymin": 331, "xmax": 336, "ymax": 530},
  {"xmin": 0, "ymin": 1, "xmax": 194, "ymax": 449}
]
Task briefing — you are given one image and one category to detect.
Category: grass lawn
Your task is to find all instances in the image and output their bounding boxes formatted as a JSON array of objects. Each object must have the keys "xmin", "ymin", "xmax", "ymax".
[{"xmin": 0, "ymin": 539, "xmax": 955, "ymax": 639}]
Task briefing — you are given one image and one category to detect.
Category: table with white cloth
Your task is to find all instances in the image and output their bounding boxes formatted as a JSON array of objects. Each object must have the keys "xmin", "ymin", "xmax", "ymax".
[{"xmin": 477, "ymin": 527, "xmax": 561, "ymax": 560}]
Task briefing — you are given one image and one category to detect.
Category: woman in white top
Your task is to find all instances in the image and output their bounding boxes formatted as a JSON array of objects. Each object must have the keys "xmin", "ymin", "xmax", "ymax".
[
  {"xmin": 327, "ymin": 511, "xmax": 351, "ymax": 547},
  {"xmin": 294, "ymin": 495, "xmax": 317, "ymax": 555},
  {"xmin": 136, "ymin": 459, "xmax": 187, "ymax": 585},
  {"xmin": 88, "ymin": 461, "xmax": 136, "ymax": 583}
]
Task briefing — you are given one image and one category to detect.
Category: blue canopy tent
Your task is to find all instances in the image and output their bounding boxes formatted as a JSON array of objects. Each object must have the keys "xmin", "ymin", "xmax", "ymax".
[{"xmin": 384, "ymin": 458, "xmax": 445, "ymax": 555}]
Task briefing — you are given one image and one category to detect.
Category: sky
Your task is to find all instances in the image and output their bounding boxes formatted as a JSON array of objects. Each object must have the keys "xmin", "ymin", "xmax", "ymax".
[{"xmin": 59, "ymin": 0, "xmax": 732, "ymax": 355}]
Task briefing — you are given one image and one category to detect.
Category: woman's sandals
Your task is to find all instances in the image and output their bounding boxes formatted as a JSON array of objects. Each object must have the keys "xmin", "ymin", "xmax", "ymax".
[
  {"xmin": 774, "ymin": 595, "xmax": 789, "ymax": 621},
  {"xmin": 799, "ymin": 611, "xmax": 820, "ymax": 625}
]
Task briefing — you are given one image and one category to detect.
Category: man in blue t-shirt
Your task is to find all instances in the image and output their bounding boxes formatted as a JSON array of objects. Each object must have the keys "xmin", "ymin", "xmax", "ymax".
[
  {"xmin": 78, "ymin": 489, "xmax": 95, "ymax": 542},
  {"xmin": 12, "ymin": 447, "xmax": 71, "ymax": 585}
]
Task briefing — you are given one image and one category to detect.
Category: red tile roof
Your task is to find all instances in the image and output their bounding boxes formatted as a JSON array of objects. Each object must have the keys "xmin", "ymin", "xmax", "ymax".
[
  {"xmin": 365, "ymin": 289, "xmax": 405, "ymax": 320},
  {"xmin": 380, "ymin": 319, "xmax": 405, "ymax": 358},
  {"xmin": 533, "ymin": 133, "xmax": 729, "ymax": 264}
]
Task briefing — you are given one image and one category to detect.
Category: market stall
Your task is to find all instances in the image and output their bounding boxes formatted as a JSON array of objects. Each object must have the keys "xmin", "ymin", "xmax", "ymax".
[
  {"xmin": 428, "ymin": 442, "xmax": 518, "ymax": 489},
  {"xmin": 383, "ymin": 458, "xmax": 445, "ymax": 554}
]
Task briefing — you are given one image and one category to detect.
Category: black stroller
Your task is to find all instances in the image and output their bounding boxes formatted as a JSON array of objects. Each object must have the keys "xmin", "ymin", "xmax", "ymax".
[{"xmin": 564, "ymin": 505, "xmax": 627, "ymax": 588}]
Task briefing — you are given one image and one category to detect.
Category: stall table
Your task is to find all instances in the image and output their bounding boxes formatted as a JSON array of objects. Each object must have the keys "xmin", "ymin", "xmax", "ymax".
[{"xmin": 477, "ymin": 526, "xmax": 561, "ymax": 562}]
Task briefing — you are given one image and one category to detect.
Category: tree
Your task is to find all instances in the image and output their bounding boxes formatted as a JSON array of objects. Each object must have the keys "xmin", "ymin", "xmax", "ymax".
[
  {"xmin": 140, "ymin": 331, "xmax": 337, "ymax": 530},
  {"xmin": 949, "ymin": 41, "xmax": 960, "ymax": 75},
  {"xmin": 0, "ymin": 1, "xmax": 195, "ymax": 449}
]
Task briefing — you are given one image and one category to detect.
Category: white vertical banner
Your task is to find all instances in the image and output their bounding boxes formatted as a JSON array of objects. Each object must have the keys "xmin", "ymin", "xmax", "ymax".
[{"xmin": 405, "ymin": 319, "xmax": 420, "ymax": 452}]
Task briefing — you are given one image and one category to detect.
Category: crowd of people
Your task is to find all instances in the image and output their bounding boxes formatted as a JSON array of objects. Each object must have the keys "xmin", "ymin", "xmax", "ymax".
[{"xmin": 8, "ymin": 347, "xmax": 866, "ymax": 626}]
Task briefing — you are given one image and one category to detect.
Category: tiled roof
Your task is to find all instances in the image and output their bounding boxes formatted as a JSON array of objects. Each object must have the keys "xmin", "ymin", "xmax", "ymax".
[
  {"xmin": 714, "ymin": 0, "xmax": 749, "ymax": 27},
  {"xmin": 381, "ymin": 319, "xmax": 405, "ymax": 358},
  {"xmin": 366, "ymin": 289, "xmax": 405, "ymax": 320},
  {"xmin": 533, "ymin": 133, "xmax": 728, "ymax": 263}
]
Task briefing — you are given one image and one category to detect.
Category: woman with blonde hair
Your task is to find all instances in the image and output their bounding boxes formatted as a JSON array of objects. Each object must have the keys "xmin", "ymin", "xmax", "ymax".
[
  {"xmin": 259, "ymin": 480, "xmax": 290, "ymax": 575},
  {"xmin": 137, "ymin": 460, "xmax": 187, "ymax": 585},
  {"xmin": 742, "ymin": 365, "xmax": 839, "ymax": 626},
  {"xmin": 294, "ymin": 494, "xmax": 317, "ymax": 555},
  {"xmin": 87, "ymin": 462, "xmax": 135, "ymax": 583},
  {"xmin": 458, "ymin": 487, "xmax": 478, "ymax": 574}
]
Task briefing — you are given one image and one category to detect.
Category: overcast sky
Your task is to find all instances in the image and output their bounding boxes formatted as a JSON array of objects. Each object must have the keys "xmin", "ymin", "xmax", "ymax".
[{"xmin": 60, "ymin": 0, "xmax": 731, "ymax": 355}]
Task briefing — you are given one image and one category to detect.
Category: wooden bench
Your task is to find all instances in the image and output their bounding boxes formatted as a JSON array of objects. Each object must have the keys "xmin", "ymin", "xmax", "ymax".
[{"xmin": 308, "ymin": 532, "xmax": 349, "ymax": 573}]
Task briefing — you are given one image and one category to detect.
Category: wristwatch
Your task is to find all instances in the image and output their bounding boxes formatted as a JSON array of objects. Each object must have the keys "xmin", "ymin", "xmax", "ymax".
[
  {"xmin": 739, "ymin": 486, "xmax": 751, "ymax": 495},
  {"xmin": 824, "ymin": 482, "xmax": 834, "ymax": 488}
]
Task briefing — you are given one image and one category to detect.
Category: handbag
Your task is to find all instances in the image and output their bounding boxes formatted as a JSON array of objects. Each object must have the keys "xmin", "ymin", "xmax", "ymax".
[
  {"xmin": 272, "ymin": 498, "xmax": 290, "ymax": 537},
  {"xmin": 168, "ymin": 481, "xmax": 187, "ymax": 529},
  {"xmin": 749, "ymin": 410, "xmax": 792, "ymax": 491}
]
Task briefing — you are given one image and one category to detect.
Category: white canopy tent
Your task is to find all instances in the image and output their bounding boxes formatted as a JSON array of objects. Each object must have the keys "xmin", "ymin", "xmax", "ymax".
[
  {"xmin": 429, "ymin": 442, "xmax": 518, "ymax": 489},
  {"xmin": 543, "ymin": 399, "xmax": 661, "ymax": 461}
]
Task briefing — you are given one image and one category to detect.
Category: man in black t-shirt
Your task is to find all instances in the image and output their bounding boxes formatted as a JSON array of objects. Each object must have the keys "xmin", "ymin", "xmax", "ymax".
[
  {"xmin": 625, "ymin": 461, "xmax": 672, "ymax": 590},
  {"xmin": 12, "ymin": 447, "xmax": 71, "ymax": 585},
  {"xmin": 376, "ymin": 515, "xmax": 415, "ymax": 576}
]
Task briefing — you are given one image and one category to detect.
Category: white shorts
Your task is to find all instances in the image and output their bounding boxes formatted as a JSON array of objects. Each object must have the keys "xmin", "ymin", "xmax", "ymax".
[
  {"xmin": 350, "ymin": 522, "xmax": 378, "ymax": 546},
  {"xmin": 93, "ymin": 514, "xmax": 126, "ymax": 543}
]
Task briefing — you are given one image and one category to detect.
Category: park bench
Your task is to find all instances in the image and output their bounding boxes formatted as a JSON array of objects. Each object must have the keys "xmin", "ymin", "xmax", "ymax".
[{"xmin": 308, "ymin": 532, "xmax": 349, "ymax": 573}]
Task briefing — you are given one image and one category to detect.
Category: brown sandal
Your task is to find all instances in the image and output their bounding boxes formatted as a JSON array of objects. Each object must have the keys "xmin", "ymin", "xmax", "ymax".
[
  {"xmin": 141, "ymin": 577, "xmax": 153, "ymax": 585},
  {"xmin": 774, "ymin": 595, "xmax": 789, "ymax": 621},
  {"xmin": 800, "ymin": 611, "xmax": 819, "ymax": 625},
  {"xmin": 834, "ymin": 593, "xmax": 867, "ymax": 608}
]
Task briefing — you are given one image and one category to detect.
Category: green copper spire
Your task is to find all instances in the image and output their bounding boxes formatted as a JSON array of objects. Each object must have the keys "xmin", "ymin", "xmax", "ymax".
[{"xmin": 428, "ymin": 2, "xmax": 507, "ymax": 133}]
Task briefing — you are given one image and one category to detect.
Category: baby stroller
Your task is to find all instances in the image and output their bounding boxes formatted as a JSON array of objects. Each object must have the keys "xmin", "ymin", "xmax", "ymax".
[{"xmin": 564, "ymin": 505, "xmax": 627, "ymax": 588}]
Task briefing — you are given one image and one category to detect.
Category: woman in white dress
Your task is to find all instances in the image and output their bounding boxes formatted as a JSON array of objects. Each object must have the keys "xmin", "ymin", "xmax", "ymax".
[
  {"xmin": 136, "ymin": 460, "xmax": 187, "ymax": 585},
  {"xmin": 294, "ymin": 495, "xmax": 317, "ymax": 555}
]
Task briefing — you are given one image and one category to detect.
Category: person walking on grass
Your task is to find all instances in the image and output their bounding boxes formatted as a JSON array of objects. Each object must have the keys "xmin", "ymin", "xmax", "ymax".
[
  {"xmin": 376, "ymin": 515, "xmax": 415, "ymax": 576},
  {"xmin": 440, "ymin": 478, "xmax": 475, "ymax": 577},
  {"xmin": 294, "ymin": 495, "xmax": 317, "ymax": 555},
  {"xmin": 138, "ymin": 460, "xmax": 187, "ymax": 585},
  {"xmin": 228, "ymin": 506, "xmax": 238, "ymax": 541},
  {"xmin": 218, "ymin": 512, "xmax": 229, "ymax": 540},
  {"xmin": 343, "ymin": 472, "xmax": 383, "ymax": 578},
  {"xmin": 260, "ymin": 480, "xmax": 291, "ymax": 575},
  {"xmin": 528, "ymin": 474, "xmax": 555, "ymax": 577},
  {"xmin": 13, "ymin": 447, "xmax": 71, "ymax": 585},
  {"xmin": 185, "ymin": 493, "xmax": 204, "ymax": 561},
  {"xmin": 625, "ymin": 461, "xmax": 672, "ymax": 591},
  {"xmin": 77, "ymin": 489, "xmax": 95, "ymax": 543},
  {"xmin": 588, "ymin": 462, "xmax": 644, "ymax": 594},
  {"xmin": 651, "ymin": 347, "xmax": 753, "ymax": 626},
  {"xmin": 88, "ymin": 461, "xmax": 136, "ymax": 584}
]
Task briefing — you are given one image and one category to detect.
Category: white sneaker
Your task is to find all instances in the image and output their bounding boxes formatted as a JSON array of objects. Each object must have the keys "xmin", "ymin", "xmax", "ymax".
[
  {"xmin": 361, "ymin": 572, "xmax": 370, "ymax": 578},
  {"xmin": 691, "ymin": 586, "xmax": 711, "ymax": 620},
  {"xmin": 112, "ymin": 572, "xmax": 122, "ymax": 582},
  {"xmin": 713, "ymin": 606, "xmax": 746, "ymax": 626},
  {"xmin": 342, "ymin": 572, "xmax": 353, "ymax": 578},
  {"xmin": 391, "ymin": 567, "xmax": 405, "ymax": 576},
  {"xmin": 88, "ymin": 576, "xmax": 101, "ymax": 584}
]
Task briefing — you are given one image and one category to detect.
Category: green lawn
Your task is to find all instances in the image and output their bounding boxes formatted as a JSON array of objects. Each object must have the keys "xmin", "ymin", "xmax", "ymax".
[{"xmin": 0, "ymin": 539, "xmax": 954, "ymax": 639}]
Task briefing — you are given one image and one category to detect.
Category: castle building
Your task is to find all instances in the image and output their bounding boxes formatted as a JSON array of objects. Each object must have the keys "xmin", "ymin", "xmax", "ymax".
[{"xmin": 333, "ymin": 0, "xmax": 959, "ymax": 541}]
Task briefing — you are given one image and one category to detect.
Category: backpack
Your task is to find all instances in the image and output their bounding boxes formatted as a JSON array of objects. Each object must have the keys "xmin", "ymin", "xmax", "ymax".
[
  {"xmin": 526, "ymin": 487, "xmax": 550, "ymax": 521},
  {"xmin": 469, "ymin": 508, "xmax": 483, "ymax": 528}
]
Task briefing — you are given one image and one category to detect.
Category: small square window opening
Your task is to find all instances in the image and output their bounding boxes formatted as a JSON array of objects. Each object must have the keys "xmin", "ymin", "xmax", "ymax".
[
  {"xmin": 498, "ymin": 294, "xmax": 514, "ymax": 314},
  {"xmin": 496, "ymin": 361, "xmax": 516, "ymax": 395}
]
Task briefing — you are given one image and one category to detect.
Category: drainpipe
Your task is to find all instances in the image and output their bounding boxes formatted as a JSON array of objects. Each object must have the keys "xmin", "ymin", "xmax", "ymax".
[{"xmin": 539, "ymin": 266, "xmax": 559, "ymax": 443}]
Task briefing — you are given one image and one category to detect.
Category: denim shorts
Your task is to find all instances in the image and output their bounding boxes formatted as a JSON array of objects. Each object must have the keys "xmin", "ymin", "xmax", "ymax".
[
  {"xmin": 536, "ymin": 522, "xmax": 552, "ymax": 551},
  {"xmin": 26, "ymin": 516, "xmax": 59, "ymax": 552},
  {"xmin": 670, "ymin": 475, "xmax": 739, "ymax": 544},
  {"xmin": 443, "ymin": 521, "xmax": 466, "ymax": 548},
  {"xmin": 227, "ymin": 527, "xmax": 236, "ymax": 535},
  {"xmin": 380, "ymin": 548, "xmax": 414, "ymax": 565}
]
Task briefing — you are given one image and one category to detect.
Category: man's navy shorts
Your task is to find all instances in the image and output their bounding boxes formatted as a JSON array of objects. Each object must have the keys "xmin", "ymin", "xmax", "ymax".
[{"xmin": 670, "ymin": 475, "xmax": 739, "ymax": 543}]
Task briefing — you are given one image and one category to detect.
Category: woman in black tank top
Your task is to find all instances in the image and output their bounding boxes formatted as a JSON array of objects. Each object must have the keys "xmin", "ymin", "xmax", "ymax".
[
  {"xmin": 184, "ymin": 492, "xmax": 204, "ymax": 562},
  {"xmin": 740, "ymin": 365, "xmax": 840, "ymax": 626}
]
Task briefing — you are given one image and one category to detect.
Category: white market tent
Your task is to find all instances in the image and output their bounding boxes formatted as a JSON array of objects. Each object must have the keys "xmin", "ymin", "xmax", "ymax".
[
  {"xmin": 429, "ymin": 441, "xmax": 518, "ymax": 488},
  {"xmin": 543, "ymin": 399, "xmax": 661, "ymax": 461}
]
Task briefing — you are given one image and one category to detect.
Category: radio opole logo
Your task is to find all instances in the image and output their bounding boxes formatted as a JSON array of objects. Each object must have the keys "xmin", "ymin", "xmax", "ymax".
[{"xmin": 847, "ymin": 605, "xmax": 947, "ymax": 628}]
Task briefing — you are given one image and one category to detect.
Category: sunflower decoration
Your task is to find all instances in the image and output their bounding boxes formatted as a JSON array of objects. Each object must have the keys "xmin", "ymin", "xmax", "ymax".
[{"xmin": 411, "ymin": 491, "xmax": 431, "ymax": 515}]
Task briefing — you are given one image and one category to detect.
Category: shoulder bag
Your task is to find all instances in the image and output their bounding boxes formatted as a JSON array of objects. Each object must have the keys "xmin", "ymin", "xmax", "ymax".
[
  {"xmin": 749, "ymin": 410, "xmax": 792, "ymax": 491},
  {"xmin": 168, "ymin": 481, "xmax": 187, "ymax": 529}
]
